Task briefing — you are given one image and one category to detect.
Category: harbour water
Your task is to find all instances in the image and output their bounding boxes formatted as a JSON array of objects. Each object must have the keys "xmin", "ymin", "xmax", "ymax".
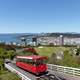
[{"xmin": 0, "ymin": 33, "xmax": 32, "ymax": 44}]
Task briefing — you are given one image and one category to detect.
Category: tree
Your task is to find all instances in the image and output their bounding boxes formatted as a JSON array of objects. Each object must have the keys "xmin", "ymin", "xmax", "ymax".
[
  {"xmin": 0, "ymin": 59, "xmax": 4, "ymax": 71},
  {"xmin": 7, "ymin": 50, "xmax": 15, "ymax": 60},
  {"xmin": 76, "ymin": 48, "xmax": 80, "ymax": 56},
  {"xmin": 48, "ymin": 53, "xmax": 57, "ymax": 64},
  {"xmin": 0, "ymin": 48, "xmax": 6, "ymax": 59}
]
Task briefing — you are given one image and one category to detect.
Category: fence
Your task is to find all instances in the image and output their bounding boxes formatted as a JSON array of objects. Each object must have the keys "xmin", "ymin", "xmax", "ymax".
[
  {"xmin": 5, "ymin": 63, "xmax": 31, "ymax": 80},
  {"xmin": 47, "ymin": 64, "xmax": 80, "ymax": 76}
]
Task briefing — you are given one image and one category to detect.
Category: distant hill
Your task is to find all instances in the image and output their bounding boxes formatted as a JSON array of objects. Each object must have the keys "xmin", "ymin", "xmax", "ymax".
[
  {"xmin": 15, "ymin": 32, "xmax": 80, "ymax": 38},
  {"xmin": 45, "ymin": 33, "xmax": 80, "ymax": 38}
]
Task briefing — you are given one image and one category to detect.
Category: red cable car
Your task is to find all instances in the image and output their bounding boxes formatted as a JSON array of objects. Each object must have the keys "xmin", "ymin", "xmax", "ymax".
[{"xmin": 16, "ymin": 55, "xmax": 47, "ymax": 75}]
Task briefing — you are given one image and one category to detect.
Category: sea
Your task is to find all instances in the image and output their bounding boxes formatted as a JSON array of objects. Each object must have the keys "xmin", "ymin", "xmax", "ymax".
[{"xmin": 0, "ymin": 33, "xmax": 33, "ymax": 44}]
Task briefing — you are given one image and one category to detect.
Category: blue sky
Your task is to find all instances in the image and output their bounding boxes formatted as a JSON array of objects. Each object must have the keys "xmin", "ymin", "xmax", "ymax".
[{"xmin": 0, "ymin": 0, "xmax": 80, "ymax": 33}]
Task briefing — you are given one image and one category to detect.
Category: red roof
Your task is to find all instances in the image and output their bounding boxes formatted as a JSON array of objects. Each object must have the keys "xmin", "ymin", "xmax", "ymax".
[{"xmin": 16, "ymin": 55, "xmax": 47, "ymax": 60}]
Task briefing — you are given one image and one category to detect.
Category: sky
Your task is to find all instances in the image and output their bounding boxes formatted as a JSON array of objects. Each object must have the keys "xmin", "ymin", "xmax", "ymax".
[{"xmin": 0, "ymin": 0, "xmax": 80, "ymax": 33}]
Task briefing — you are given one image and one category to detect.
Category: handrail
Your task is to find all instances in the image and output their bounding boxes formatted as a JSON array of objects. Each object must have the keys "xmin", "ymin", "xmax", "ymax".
[
  {"xmin": 5, "ymin": 63, "xmax": 32, "ymax": 80},
  {"xmin": 47, "ymin": 64, "xmax": 80, "ymax": 76}
]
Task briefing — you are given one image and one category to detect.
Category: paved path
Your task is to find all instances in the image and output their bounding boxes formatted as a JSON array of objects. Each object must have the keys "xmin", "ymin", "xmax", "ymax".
[
  {"xmin": 7, "ymin": 63, "xmax": 37, "ymax": 80},
  {"xmin": 49, "ymin": 70, "xmax": 80, "ymax": 80},
  {"xmin": 6, "ymin": 61, "xmax": 80, "ymax": 80}
]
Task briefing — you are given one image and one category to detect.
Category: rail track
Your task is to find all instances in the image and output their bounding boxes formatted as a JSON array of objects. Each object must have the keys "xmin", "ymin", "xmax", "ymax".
[{"xmin": 4, "ymin": 60, "xmax": 66, "ymax": 80}]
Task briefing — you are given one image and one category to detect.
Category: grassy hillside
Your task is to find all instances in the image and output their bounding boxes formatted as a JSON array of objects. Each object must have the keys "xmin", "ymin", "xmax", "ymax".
[
  {"xmin": 35, "ymin": 46, "xmax": 80, "ymax": 68},
  {"xmin": 35, "ymin": 46, "xmax": 69, "ymax": 57},
  {"xmin": 0, "ymin": 71, "xmax": 20, "ymax": 80}
]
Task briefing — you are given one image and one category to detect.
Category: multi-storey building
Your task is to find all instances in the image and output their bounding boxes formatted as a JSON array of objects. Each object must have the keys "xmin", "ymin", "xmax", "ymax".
[
  {"xmin": 20, "ymin": 33, "xmax": 80, "ymax": 46},
  {"xmin": 37, "ymin": 35, "xmax": 80, "ymax": 45}
]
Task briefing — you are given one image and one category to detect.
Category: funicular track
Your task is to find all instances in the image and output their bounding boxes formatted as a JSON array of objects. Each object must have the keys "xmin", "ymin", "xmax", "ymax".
[
  {"xmin": 4, "ymin": 61, "xmax": 65, "ymax": 80},
  {"xmin": 39, "ymin": 74, "xmax": 65, "ymax": 80}
]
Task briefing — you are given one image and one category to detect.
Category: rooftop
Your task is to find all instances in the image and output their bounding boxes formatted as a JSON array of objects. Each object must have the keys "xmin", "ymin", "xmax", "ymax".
[{"xmin": 16, "ymin": 55, "xmax": 47, "ymax": 60}]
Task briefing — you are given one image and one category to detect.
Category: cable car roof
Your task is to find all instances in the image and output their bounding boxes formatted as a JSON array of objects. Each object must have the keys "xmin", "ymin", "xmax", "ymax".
[{"xmin": 16, "ymin": 55, "xmax": 47, "ymax": 60}]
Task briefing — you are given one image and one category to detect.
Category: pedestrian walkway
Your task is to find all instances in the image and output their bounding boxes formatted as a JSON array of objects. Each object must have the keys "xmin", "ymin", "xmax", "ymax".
[{"xmin": 49, "ymin": 70, "xmax": 80, "ymax": 80}]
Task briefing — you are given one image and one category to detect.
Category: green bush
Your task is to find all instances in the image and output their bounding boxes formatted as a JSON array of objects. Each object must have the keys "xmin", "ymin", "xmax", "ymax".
[
  {"xmin": 0, "ymin": 71, "xmax": 20, "ymax": 80},
  {"xmin": 48, "ymin": 49, "xmax": 80, "ymax": 68}
]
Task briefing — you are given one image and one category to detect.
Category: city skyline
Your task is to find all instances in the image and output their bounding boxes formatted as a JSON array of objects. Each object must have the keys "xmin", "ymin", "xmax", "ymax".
[{"xmin": 0, "ymin": 0, "xmax": 80, "ymax": 33}]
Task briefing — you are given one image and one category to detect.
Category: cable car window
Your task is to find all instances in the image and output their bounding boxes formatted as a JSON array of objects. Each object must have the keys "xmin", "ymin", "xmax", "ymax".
[
  {"xmin": 19, "ymin": 59, "xmax": 35, "ymax": 65},
  {"xmin": 36, "ymin": 59, "xmax": 43, "ymax": 66},
  {"xmin": 16, "ymin": 58, "xmax": 47, "ymax": 66},
  {"xmin": 27, "ymin": 59, "xmax": 35, "ymax": 65}
]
